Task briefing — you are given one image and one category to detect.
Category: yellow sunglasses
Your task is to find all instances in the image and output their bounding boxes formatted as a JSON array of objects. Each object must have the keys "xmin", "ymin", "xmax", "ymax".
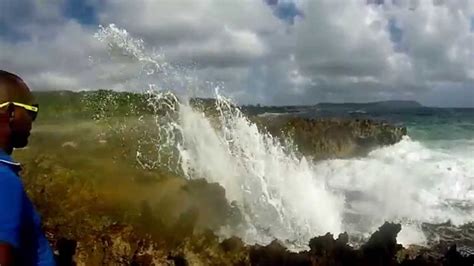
[{"xmin": 0, "ymin": 102, "xmax": 39, "ymax": 121}]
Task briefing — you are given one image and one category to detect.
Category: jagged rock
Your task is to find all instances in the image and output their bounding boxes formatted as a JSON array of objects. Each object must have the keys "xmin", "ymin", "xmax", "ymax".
[
  {"xmin": 249, "ymin": 240, "xmax": 310, "ymax": 266},
  {"xmin": 307, "ymin": 232, "xmax": 354, "ymax": 265},
  {"xmin": 360, "ymin": 222, "xmax": 403, "ymax": 265},
  {"xmin": 45, "ymin": 219, "xmax": 474, "ymax": 266},
  {"xmin": 256, "ymin": 117, "xmax": 407, "ymax": 159}
]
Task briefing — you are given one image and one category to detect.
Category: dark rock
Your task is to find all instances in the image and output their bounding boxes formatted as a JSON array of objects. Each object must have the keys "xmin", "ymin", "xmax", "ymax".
[
  {"xmin": 307, "ymin": 232, "xmax": 355, "ymax": 266},
  {"xmin": 249, "ymin": 240, "xmax": 310, "ymax": 266},
  {"xmin": 55, "ymin": 238, "xmax": 77, "ymax": 266},
  {"xmin": 43, "ymin": 220, "xmax": 474, "ymax": 266},
  {"xmin": 220, "ymin": 236, "xmax": 245, "ymax": 253},
  {"xmin": 167, "ymin": 253, "xmax": 188, "ymax": 266},
  {"xmin": 361, "ymin": 222, "xmax": 403, "ymax": 265},
  {"xmin": 442, "ymin": 245, "xmax": 474, "ymax": 266}
]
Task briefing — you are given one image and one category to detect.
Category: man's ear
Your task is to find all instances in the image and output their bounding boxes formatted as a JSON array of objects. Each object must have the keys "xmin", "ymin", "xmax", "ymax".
[
  {"xmin": 0, "ymin": 112, "xmax": 12, "ymax": 138},
  {"xmin": 0, "ymin": 112, "xmax": 10, "ymax": 124}
]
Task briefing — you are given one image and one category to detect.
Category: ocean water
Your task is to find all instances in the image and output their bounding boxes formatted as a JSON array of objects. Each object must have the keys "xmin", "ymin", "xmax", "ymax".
[
  {"xmin": 95, "ymin": 24, "xmax": 473, "ymax": 249},
  {"xmin": 298, "ymin": 107, "xmax": 474, "ymax": 246}
]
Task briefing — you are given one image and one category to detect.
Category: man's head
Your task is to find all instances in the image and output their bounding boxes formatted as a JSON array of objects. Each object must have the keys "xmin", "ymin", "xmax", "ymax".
[{"xmin": 0, "ymin": 70, "xmax": 37, "ymax": 152}]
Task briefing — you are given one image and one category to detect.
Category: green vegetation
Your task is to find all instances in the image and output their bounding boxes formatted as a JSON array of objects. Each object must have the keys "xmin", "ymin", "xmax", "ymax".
[
  {"xmin": 16, "ymin": 114, "xmax": 240, "ymax": 252},
  {"xmin": 33, "ymin": 90, "xmax": 154, "ymax": 121}
]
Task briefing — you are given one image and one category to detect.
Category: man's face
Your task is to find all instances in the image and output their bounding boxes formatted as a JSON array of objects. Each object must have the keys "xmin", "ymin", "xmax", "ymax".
[
  {"xmin": 9, "ymin": 105, "xmax": 34, "ymax": 148},
  {"xmin": 0, "ymin": 76, "xmax": 37, "ymax": 149}
]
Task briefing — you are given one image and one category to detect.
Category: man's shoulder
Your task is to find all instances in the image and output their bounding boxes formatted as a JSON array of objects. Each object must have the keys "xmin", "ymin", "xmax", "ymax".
[
  {"xmin": 0, "ymin": 163, "xmax": 23, "ymax": 189},
  {"xmin": 0, "ymin": 151, "xmax": 22, "ymax": 174},
  {"xmin": 0, "ymin": 161, "xmax": 19, "ymax": 174}
]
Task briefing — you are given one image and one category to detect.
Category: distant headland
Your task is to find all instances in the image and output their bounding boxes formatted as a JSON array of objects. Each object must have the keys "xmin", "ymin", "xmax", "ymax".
[{"xmin": 315, "ymin": 100, "xmax": 423, "ymax": 109}]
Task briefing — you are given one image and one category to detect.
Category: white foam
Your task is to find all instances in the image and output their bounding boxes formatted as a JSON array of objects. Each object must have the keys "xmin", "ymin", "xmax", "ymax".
[
  {"xmin": 169, "ymin": 94, "xmax": 344, "ymax": 245},
  {"xmin": 397, "ymin": 223, "xmax": 427, "ymax": 247},
  {"xmin": 317, "ymin": 136, "xmax": 473, "ymax": 243}
]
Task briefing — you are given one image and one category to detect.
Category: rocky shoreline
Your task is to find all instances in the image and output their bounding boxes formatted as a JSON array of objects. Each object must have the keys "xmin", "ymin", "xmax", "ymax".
[
  {"xmin": 47, "ymin": 221, "xmax": 473, "ymax": 265},
  {"xmin": 16, "ymin": 112, "xmax": 471, "ymax": 265},
  {"xmin": 21, "ymin": 146, "xmax": 472, "ymax": 265}
]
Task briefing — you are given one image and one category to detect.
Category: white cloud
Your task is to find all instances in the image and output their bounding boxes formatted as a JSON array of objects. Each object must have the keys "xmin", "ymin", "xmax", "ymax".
[
  {"xmin": 99, "ymin": 0, "xmax": 282, "ymax": 67},
  {"xmin": 295, "ymin": 0, "xmax": 393, "ymax": 79},
  {"xmin": 170, "ymin": 27, "xmax": 267, "ymax": 68},
  {"xmin": 0, "ymin": 0, "xmax": 473, "ymax": 106},
  {"xmin": 1, "ymin": 21, "xmax": 106, "ymax": 90},
  {"xmin": 389, "ymin": 1, "xmax": 474, "ymax": 83},
  {"xmin": 284, "ymin": 0, "xmax": 474, "ymax": 105}
]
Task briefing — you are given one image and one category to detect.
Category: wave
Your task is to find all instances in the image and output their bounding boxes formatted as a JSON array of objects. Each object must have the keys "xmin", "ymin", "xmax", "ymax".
[
  {"xmin": 95, "ymin": 24, "xmax": 473, "ymax": 249},
  {"xmin": 149, "ymin": 92, "xmax": 345, "ymax": 246}
]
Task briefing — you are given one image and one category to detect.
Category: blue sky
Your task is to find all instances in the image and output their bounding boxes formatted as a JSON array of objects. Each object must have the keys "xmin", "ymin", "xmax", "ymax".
[
  {"xmin": 61, "ymin": 0, "xmax": 303, "ymax": 27},
  {"xmin": 63, "ymin": 0, "xmax": 99, "ymax": 25},
  {"xmin": 1, "ymin": 0, "xmax": 473, "ymax": 107}
]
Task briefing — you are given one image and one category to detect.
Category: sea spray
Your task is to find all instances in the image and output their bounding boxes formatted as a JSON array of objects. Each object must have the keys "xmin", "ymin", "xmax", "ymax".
[
  {"xmin": 94, "ymin": 24, "xmax": 474, "ymax": 248},
  {"xmin": 146, "ymin": 90, "xmax": 345, "ymax": 245}
]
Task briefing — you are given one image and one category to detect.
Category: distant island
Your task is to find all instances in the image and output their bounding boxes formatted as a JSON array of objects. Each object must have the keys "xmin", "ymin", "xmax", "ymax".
[{"xmin": 315, "ymin": 100, "xmax": 423, "ymax": 110}]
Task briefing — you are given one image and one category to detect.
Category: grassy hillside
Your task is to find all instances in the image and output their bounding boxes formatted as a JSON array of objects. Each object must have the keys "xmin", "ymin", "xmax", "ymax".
[{"xmin": 33, "ymin": 90, "xmax": 153, "ymax": 121}]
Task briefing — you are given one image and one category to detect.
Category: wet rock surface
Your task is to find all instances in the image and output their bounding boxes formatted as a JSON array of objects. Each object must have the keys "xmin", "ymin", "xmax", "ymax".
[
  {"xmin": 257, "ymin": 117, "xmax": 407, "ymax": 159},
  {"xmin": 45, "ymin": 222, "xmax": 472, "ymax": 265}
]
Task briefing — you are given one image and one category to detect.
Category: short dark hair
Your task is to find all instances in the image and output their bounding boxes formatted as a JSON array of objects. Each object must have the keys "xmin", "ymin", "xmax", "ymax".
[{"xmin": 0, "ymin": 70, "xmax": 21, "ymax": 81}]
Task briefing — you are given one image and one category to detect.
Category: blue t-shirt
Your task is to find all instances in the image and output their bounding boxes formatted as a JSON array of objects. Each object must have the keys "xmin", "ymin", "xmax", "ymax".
[{"xmin": 0, "ymin": 151, "xmax": 55, "ymax": 265}]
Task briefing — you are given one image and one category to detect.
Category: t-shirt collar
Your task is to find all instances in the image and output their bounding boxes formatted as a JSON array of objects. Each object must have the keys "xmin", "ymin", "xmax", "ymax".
[{"xmin": 0, "ymin": 149, "xmax": 21, "ymax": 173}]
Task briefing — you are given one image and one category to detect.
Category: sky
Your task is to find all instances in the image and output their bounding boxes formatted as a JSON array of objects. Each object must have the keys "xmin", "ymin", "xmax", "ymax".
[{"xmin": 0, "ymin": 0, "xmax": 473, "ymax": 107}]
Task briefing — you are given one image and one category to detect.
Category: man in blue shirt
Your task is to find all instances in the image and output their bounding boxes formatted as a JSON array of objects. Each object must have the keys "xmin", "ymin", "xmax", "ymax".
[{"xmin": 0, "ymin": 70, "xmax": 55, "ymax": 265}]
